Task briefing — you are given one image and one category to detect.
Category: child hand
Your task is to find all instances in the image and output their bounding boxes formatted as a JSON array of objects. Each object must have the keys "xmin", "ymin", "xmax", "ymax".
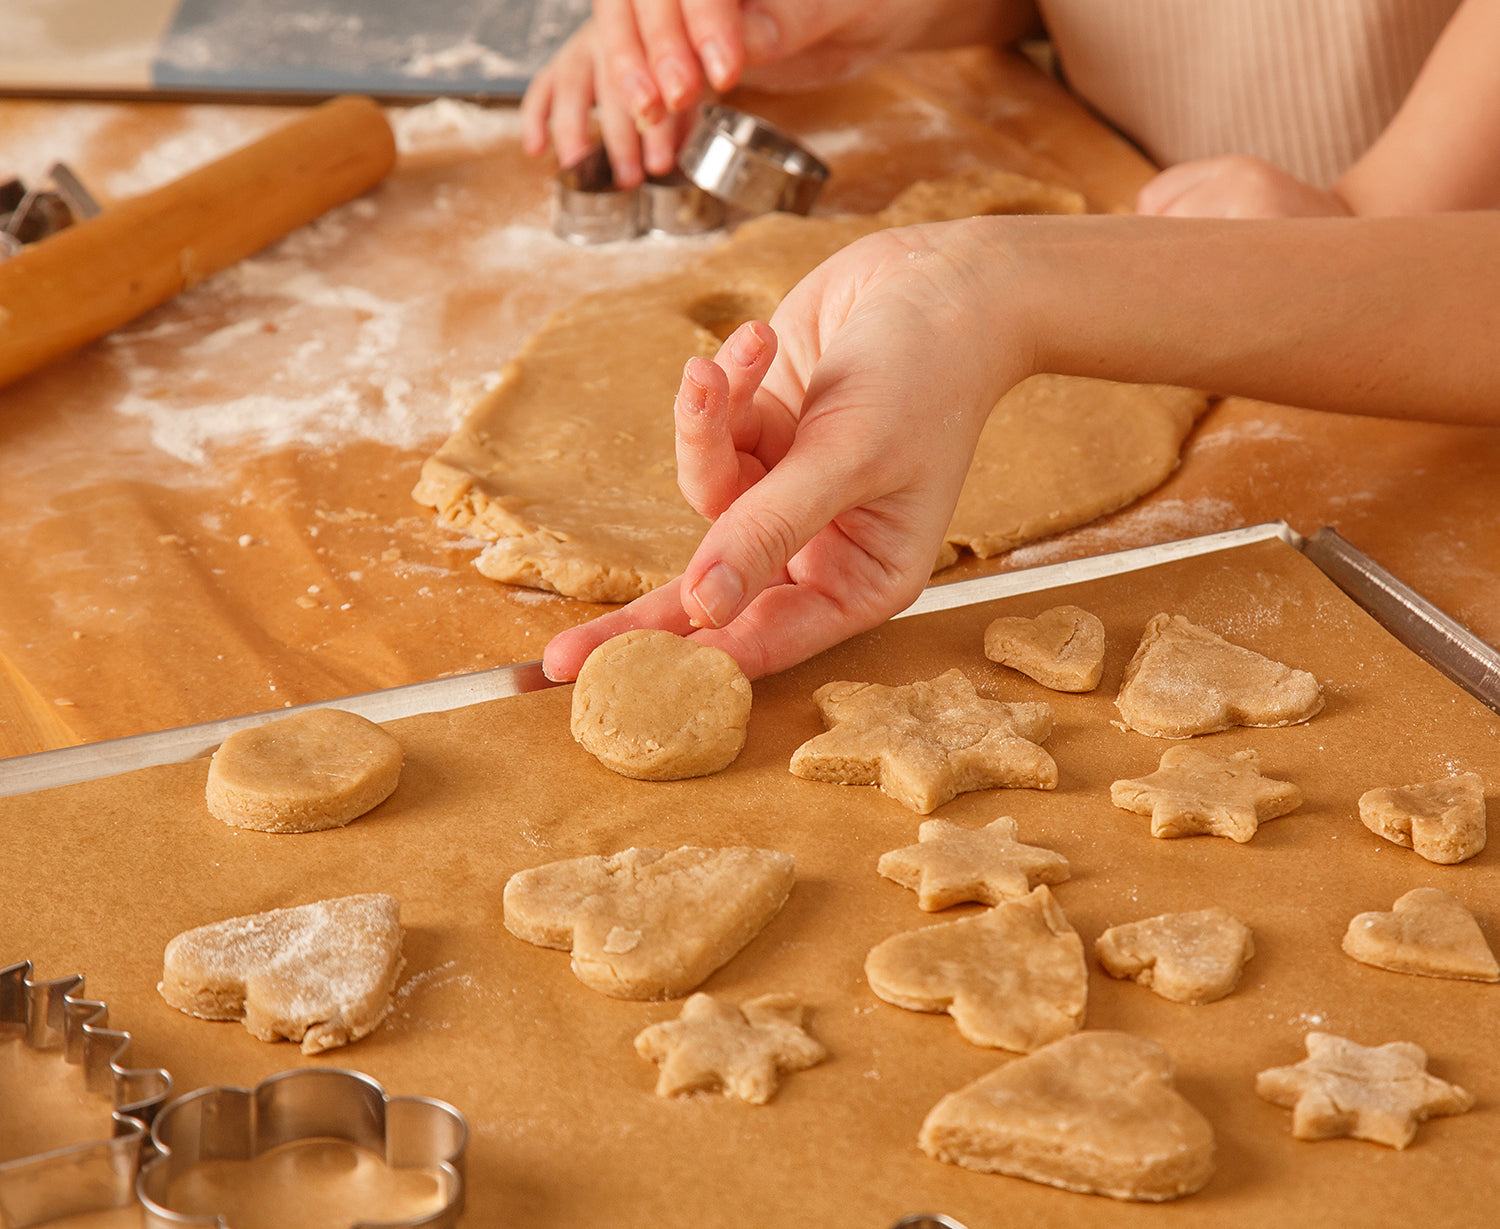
[{"xmin": 1136, "ymin": 156, "xmax": 1354, "ymax": 218}]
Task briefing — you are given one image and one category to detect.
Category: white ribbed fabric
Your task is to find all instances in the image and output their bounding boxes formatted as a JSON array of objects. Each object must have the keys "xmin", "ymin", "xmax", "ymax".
[{"xmin": 1035, "ymin": 0, "xmax": 1461, "ymax": 185}]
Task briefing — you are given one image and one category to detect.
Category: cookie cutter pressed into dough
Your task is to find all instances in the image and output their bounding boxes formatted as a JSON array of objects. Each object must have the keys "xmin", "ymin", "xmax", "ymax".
[
  {"xmin": 136, "ymin": 1067, "xmax": 469, "ymax": 1228},
  {"xmin": 0, "ymin": 958, "xmax": 174, "ymax": 1228},
  {"xmin": 677, "ymin": 104, "xmax": 830, "ymax": 216},
  {"xmin": 553, "ymin": 147, "xmax": 725, "ymax": 244}
]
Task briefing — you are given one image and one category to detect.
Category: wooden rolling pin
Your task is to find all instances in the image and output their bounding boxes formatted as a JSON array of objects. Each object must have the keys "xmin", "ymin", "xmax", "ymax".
[{"xmin": 0, "ymin": 94, "xmax": 396, "ymax": 390}]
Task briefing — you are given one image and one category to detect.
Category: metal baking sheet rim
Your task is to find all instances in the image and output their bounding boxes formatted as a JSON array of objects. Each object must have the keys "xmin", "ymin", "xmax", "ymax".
[{"xmin": 4, "ymin": 520, "xmax": 1494, "ymax": 798}]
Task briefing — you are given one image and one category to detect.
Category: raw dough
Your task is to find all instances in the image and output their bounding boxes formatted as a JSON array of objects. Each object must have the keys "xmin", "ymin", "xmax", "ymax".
[
  {"xmin": 1116, "ymin": 613, "xmax": 1324, "ymax": 738},
  {"xmin": 158, "ymin": 894, "xmax": 404, "ymax": 1055},
  {"xmin": 501, "ymin": 846, "xmax": 794, "ymax": 1000},
  {"xmin": 983, "ymin": 604, "xmax": 1105, "ymax": 692},
  {"xmin": 413, "ymin": 171, "xmax": 1208, "ymax": 602},
  {"xmin": 1342, "ymin": 887, "xmax": 1499, "ymax": 982},
  {"xmin": 1255, "ymin": 1031, "xmax": 1473, "ymax": 1149},
  {"xmin": 789, "ymin": 669, "xmax": 1055, "ymax": 814},
  {"xmin": 1111, "ymin": 746, "xmax": 1302, "ymax": 842},
  {"xmin": 877, "ymin": 816, "xmax": 1069, "ymax": 911},
  {"xmin": 205, "ymin": 708, "xmax": 403, "ymax": 834},
  {"xmin": 1358, "ymin": 771, "xmax": 1487, "ymax": 864},
  {"xmin": 864, "ymin": 886, "xmax": 1086, "ymax": 1052},
  {"xmin": 918, "ymin": 1031, "xmax": 1215, "ymax": 1202},
  {"xmin": 634, "ymin": 992, "xmax": 827, "ymax": 1103},
  {"xmin": 570, "ymin": 629, "xmax": 752, "ymax": 780},
  {"xmin": 1095, "ymin": 907, "xmax": 1255, "ymax": 1003}
]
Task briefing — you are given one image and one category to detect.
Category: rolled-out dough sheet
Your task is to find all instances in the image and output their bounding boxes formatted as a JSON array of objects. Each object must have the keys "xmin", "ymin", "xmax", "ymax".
[
  {"xmin": 414, "ymin": 171, "xmax": 1207, "ymax": 601},
  {"xmin": 4, "ymin": 538, "xmax": 1496, "ymax": 1228}
]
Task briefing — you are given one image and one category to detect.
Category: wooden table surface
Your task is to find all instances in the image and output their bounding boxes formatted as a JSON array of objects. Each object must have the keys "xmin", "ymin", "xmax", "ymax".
[{"xmin": 0, "ymin": 46, "xmax": 1497, "ymax": 763}]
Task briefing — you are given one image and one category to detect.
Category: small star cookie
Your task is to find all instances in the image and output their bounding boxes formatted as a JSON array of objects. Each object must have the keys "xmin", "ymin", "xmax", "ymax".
[
  {"xmin": 1115, "ymin": 613, "xmax": 1323, "ymax": 738},
  {"xmin": 1358, "ymin": 771, "xmax": 1487, "ymax": 864},
  {"xmin": 864, "ymin": 886, "xmax": 1086, "ymax": 1052},
  {"xmin": 1256, "ymin": 1031, "xmax": 1473, "ymax": 1148},
  {"xmin": 984, "ymin": 604, "xmax": 1105, "ymax": 692},
  {"xmin": 634, "ymin": 992, "xmax": 827, "ymax": 1104},
  {"xmin": 920, "ymin": 1031, "xmax": 1215, "ymax": 1202},
  {"xmin": 1342, "ymin": 887, "xmax": 1499, "ymax": 982},
  {"xmin": 1095, "ymin": 907, "xmax": 1255, "ymax": 1004},
  {"xmin": 877, "ymin": 816, "xmax": 1070, "ymax": 911},
  {"xmin": 1111, "ymin": 746, "xmax": 1301, "ymax": 842},
  {"xmin": 502, "ymin": 846, "xmax": 794, "ymax": 1000},
  {"xmin": 789, "ymin": 669, "xmax": 1056, "ymax": 814}
]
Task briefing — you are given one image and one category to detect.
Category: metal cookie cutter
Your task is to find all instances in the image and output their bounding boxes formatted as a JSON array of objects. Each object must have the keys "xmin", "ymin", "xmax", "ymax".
[
  {"xmin": 137, "ymin": 1067, "xmax": 469, "ymax": 1228},
  {"xmin": 677, "ymin": 103, "xmax": 830, "ymax": 216},
  {"xmin": 0, "ymin": 958, "xmax": 174, "ymax": 1229},
  {"xmin": 0, "ymin": 163, "xmax": 101, "ymax": 261},
  {"xmin": 553, "ymin": 147, "xmax": 724, "ymax": 244}
]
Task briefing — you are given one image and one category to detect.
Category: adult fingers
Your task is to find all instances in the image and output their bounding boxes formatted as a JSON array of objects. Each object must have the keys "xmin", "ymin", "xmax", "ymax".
[
  {"xmin": 594, "ymin": 0, "xmax": 667, "ymax": 130},
  {"xmin": 1134, "ymin": 159, "xmax": 1223, "ymax": 215},
  {"xmin": 680, "ymin": 0, "xmax": 747, "ymax": 91},
  {"xmin": 541, "ymin": 579, "xmax": 696, "ymax": 681},
  {"xmin": 521, "ymin": 33, "xmax": 597, "ymax": 165},
  {"xmin": 629, "ymin": 0, "xmax": 703, "ymax": 113}
]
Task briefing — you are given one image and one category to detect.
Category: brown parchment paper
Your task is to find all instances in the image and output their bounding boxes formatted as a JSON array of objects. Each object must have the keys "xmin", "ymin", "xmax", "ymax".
[{"xmin": 3, "ymin": 537, "xmax": 1498, "ymax": 1228}]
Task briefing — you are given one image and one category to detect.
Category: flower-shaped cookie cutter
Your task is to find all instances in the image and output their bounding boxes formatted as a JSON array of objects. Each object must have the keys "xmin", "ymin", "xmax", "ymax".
[
  {"xmin": 136, "ymin": 1067, "xmax": 469, "ymax": 1228},
  {"xmin": 0, "ymin": 958, "xmax": 174, "ymax": 1228}
]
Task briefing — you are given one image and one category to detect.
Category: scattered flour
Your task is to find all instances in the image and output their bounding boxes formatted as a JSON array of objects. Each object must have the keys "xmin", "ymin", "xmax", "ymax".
[
  {"xmin": 392, "ymin": 98, "xmax": 525, "ymax": 156},
  {"xmin": 402, "ymin": 40, "xmax": 525, "ymax": 81}
]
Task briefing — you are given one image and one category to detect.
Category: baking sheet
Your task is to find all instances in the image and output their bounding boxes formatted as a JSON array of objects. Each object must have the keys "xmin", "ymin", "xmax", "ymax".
[{"xmin": 3, "ymin": 535, "xmax": 1497, "ymax": 1227}]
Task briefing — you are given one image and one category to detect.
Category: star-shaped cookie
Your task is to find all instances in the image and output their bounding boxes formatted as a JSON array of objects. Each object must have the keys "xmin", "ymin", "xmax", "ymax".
[
  {"xmin": 877, "ymin": 816, "xmax": 1070, "ymax": 911},
  {"xmin": 1095, "ymin": 907, "xmax": 1255, "ymax": 1003},
  {"xmin": 984, "ymin": 604, "xmax": 1106, "ymax": 692},
  {"xmin": 1255, "ymin": 1032, "xmax": 1473, "ymax": 1148},
  {"xmin": 1342, "ymin": 887, "xmax": 1499, "ymax": 982},
  {"xmin": 634, "ymin": 992, "xmax": 828, "ymax": 1104},
  {"xmin": 789, "ymin": 669, "xmax": 1056, "ymax": 814},
  {"xmin": 1110, "ymin": 746, "xmax": 1301, "ymax": 842}
]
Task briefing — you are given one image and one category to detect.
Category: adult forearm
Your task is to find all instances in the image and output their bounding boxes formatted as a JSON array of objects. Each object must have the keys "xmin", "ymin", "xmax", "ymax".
[{"xmin": 977, "ymin": 213, "xmax": 1500, "ymax": 426}]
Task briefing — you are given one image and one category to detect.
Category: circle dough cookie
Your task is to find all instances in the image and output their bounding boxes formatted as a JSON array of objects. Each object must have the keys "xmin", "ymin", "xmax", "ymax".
[
  {"xmin": 206, "ymin": 708, "xmax": 403, "ymax": 833},
  {"xmin": 571, "ymin": 630, "xmax": 752, "ymax": 780}
]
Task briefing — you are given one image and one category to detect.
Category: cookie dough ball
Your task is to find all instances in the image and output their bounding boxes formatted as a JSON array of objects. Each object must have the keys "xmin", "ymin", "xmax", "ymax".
[
  {"xmin": 206, "ymin": 708, "xmax": 403, "ymax": 833},
  {"xmin": 571, "ymin": 630, "xmax": 752, "ymax": 780}
]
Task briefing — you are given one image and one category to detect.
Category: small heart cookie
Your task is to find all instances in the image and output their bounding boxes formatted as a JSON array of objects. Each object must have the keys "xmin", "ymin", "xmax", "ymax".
[
  {"xmin": 1342, "ymin": 887, "xmax": 1499, "ymax": 982},
  {"xmin": 1095, "ymin": 907, "xmax": 1254, "ymax": 1003},
  {"xmin": 920, "ymin": 1031, "xmax": 1215, "ymax": 1201},
  {"xmin": 984, "ymin": 604, "xmax": 1105, "ymax": 692},
  {"xmin": 503, "ymin": 846, "xmax": 794, "ymax": 999}
]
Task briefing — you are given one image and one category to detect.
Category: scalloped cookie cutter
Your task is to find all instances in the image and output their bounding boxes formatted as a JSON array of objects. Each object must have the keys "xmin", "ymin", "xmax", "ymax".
[
  {"xmin": 0, "ymin": 958, "xmax": 174, "ymax": 1228},
  {"xmin": 136, "ymin": 1067, "xmax": 469, "ymax": 1228}
]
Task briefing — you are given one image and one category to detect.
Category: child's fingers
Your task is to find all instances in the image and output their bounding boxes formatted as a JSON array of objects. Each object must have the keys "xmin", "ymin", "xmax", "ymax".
[
  {"xmin": 680, "ymin": 0, "xmax": 748, "ymax": 92},
  {"xmin": 542, "ymin": 580, "xmax": 697, "ymax": 682}
]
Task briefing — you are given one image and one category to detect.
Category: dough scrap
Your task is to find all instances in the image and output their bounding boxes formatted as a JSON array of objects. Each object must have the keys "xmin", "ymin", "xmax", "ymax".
[
  {"xmin": 1341, "ymin": 887, "xmax": 1499, "ymax": 982},
  {"xmin": 1095, "ymin": 907, "xmax": 1255, "ymax": 1004},
  {"xmin": 789, "ymin": 669, "xmax": 1055, "ymax": 815},
  {"xmin": 1111, "ymin": 746, "xmax": 1302, "ymax": 843},
  {"xmin": 1116, "ymin": 613, "xmax": 1323, "ymax": 738},
  {"xmin": 205, "ymin": 708, "xmax": 403, "ymax": 833},
  {"xmin": 501, "ymin": 846, "xmax": 794, "ymax": 1000},
  {"xmin": 877, "ymin": 816, "xmax": 1069, "ymax": 911},
  {"xmin": 1255, "ymin": 1031, "xmax": 1473, "ymax": 1149},
  {"xmin": 864, "ymin": 886, "xmax": 1086, "ymax": 1052},
  {"xmin": 983, "ymin": 604, "xmax": 1105, "ymax": 692},
  {"xmin": 1358, "ymin": 771, "xmax": 1487, "ymax": 864},
  {"xmin": 919, "ymin": 1031, "xmax": 1215, "ymax": 1202},
  {"xmin": 634, "ymin": 991, "xmax": 827, "ymax": 1104},
  {"xmin": 159, "ymin": 894, "xmax": 404, "ymax": 1055},
  {"xmin": 570, "ymin": 629, "xmax": 752, "ymax": 780},
  {"xmin": 413, "ymin": 171, "xmax": 1207, "ymax": 602}
]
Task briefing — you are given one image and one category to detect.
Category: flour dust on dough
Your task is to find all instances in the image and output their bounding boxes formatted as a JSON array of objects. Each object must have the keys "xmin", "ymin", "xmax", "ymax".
[{"xmin": 414, "ymin": 170, "xmax": 1208, "ymax": 602}]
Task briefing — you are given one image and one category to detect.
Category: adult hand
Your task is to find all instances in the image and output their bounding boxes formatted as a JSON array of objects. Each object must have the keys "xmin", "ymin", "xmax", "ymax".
[{"xmin": 1136, "ymin": 155, "xmax": 1354, "ymax": 218}]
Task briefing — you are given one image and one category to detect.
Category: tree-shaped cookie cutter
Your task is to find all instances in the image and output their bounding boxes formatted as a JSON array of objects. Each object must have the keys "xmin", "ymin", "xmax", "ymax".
[
  {"xmin": 136, "ymin": 1067, "xmax": 469, "ymax": 1228},
  {"xmin": 0, "ymin": 958, "xmax": 174, "ymax": 1228}
]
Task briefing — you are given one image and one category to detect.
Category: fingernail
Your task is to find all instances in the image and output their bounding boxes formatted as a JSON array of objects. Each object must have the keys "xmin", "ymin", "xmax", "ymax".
[
  {"xmin": 627, "ymin": 75, "xmax": 664, "ymax": 127},
  {"xmin": 687, "ymin": 563, "xmax": 743, "ymax": 629},
  {"xmin": 700, "ymin": 40, "xmax": 733, "ymax": 90},
  {"xmin": 729, "ymin": 323, "xmax": 764, "ymax": 366},
  {"xmin": 743, "ymin": 11, "xmax": 779, "ymax": 60},
  {"xmin": 657, "ymin": 59, "xmax": 693, "ymax": 110}
]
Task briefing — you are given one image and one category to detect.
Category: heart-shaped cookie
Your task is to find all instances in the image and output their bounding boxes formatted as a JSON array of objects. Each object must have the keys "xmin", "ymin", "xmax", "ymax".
[
  {"xmin": 159, "ymin": 894, "xmax": 404, "ymax": 1054},
  {"xmin": 503, "ymin": 846, "xmax": 795, "ymax": 999},
  {"xmin": 1342, "ymin": 887, "xmax": 1499, "ymax": 981},
  {"xmin": 984, "ymin": 604, "xmax": 1105, "ymax": 692},
  {"xmin": 1095, "ymin": 907, "xmax": 1255, "ymax": 1003},
  {"xmin": 920, "ymin": 1031, "xmax": 1215, "ymax": 1201}
]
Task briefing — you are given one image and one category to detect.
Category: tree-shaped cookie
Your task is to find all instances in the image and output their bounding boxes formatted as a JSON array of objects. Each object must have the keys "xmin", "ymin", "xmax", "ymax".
[
  {"xmin": 789, "ymin": 669, "xmax": 1056, "ymax": 814},
  {"xmin": 877, "ymin": 816, "xmax": 1070, "ymax": 911},
  {"xmin": 919, "ymin": 1031, "xmax": 1215, "ymax": 1202},
  {"xmin": 159, "ymin": 894, "xmax": 404, "ymax": 1054},
  {"xmin": 634, "ymin": 992, "xmax": 827, "ymax": 1104},
  {"xmin": 502, "ymin": 846, "xmax": 794, "ymax": 999},
  {"xmin": 1111, "ymin": 746, "xmax": 1301, "ymax": 842},
  {"xmin": 1358, "ymin": 771, "xmax": 1487, "ymax": 864},
  {"xmin": 1115, "ymin": 613, "xmax": 1323, "ymax": 737},
  {"xmin": 864, "ymin": 886, "xmax": 1086, "ymax": 1051},
  {"xmin": 984, "ymin": 604, "xmax": 1106, "ymax": 692},
  {"xmin": 1255, "ymin": 1032, "xmax": 1473, "ymax": 1148},
  {"xmin": 1342, "ymin": 887, "xmax": 1499, "ymax": 982},
  {"xmin": 1095, "ymin": 907, "xmax": 1255, "ymax": 1003}
]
